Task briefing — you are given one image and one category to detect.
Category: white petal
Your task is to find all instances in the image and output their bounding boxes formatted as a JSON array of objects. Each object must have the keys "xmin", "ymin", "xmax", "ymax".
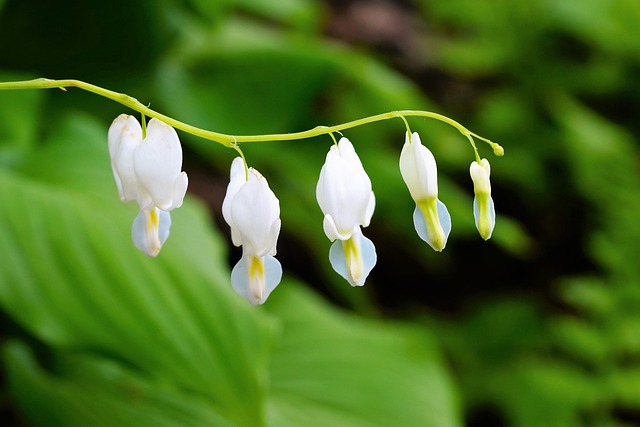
[
  {"xmin": 231, "ymin": 255, "xmax": 282, "ymax": 305},
  {"xmin": 362, "ymin": 191, "xmax": 376, "ymax": 228},
  {"xmin": 328, "ymin": 230, "xmax": 376, "ymax": 287},
  {"xmin": 108, "ymin": 115, "xmax": 142, "ymax": 202},
  {"xmin": 267, "ymin": 218, "xmax": 281, "ymax": 256},
  {"xmin": 133, "ymin": 119, "xmax": 185, "ymax": 211},
  {"xmin": 399, "ymin": 132, "xmax": 439, "ymax": 201},
  {"xmin": 222, "ymin": 157, "xmax": 248, "ymax": 244},
  {"xmin": 230, "ymin": 171, "xmax": 280, "ymax": 257},
  {"xmin": 413, "ymin": 199, "xmax": 451, "ymax": 251},
  {"xmin": 337, "ymin": 137, "xmax": 365, "ymax": 170},
  {"xmin": 107, "ymin": 114, "xmax": 131, "ymax": 159},
  {"xmin": 131, "ymin": 208, "xmax": 171, "ymax": 257},
  {"xmin": 172, "ymin": 172, "xmax": 189, "ymax": 209},
  {"xmin": 322, "ymin": 214, "xmax": 352, "ymax": 241},
  {"xmin": 316, "ymin": 140, "xmax": 374, "ymax": 237}
]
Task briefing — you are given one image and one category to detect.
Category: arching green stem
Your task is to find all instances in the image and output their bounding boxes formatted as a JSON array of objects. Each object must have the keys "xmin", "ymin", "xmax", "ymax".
[{"xmin": 0, "ymin": 78, "xmax": 503, "ymax": 155}]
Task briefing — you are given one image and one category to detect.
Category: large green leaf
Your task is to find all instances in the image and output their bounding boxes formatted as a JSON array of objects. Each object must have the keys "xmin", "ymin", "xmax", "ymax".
[
  {"xmin": 0, "ymin": 72, "xmax": 43, "ymax": 166},
  {"xmin": 265, "ymin": 283, "xmax": 463, "ymax": 427},
  {"xmin": 4, "ymin": 342, "xmax": 236, "ymax": 427},
  {"xmin": 0, "ymin": 114, "xmax": 272, "ymax": 427}
]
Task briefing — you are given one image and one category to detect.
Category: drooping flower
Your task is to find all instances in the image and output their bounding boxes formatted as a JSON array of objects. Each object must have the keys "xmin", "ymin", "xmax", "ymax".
[
  {"xmin": 316, "ymin": 137, "xmax": 376, "ymax": 287},
  {"xmin": 399, "ymin": 131, "xmax": 451, "ymax": 251},
  {"xmin": 223, "ymin": 157, "xmax": 282, "ymax": 304},
  {"xmin": 470, "ymin": 158, "xmax": 495, "ymax": 240},
  {"xmin": 108, "ymin": 114, "xmax": 188, "ymax": 257}
]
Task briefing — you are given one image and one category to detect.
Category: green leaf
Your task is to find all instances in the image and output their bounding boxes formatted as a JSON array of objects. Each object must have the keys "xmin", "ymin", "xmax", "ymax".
[
  {"xmin": 500, "ymin": 361, "xmax": 599, "ymax": 427},
  {"xmin": 554, "ymin": 95, "xmax": 640, "ymax": 279},
  {"xmin": 0, "ymin": 114, "xmax": 272, "ymax": 426},
  {"xmin": 156, "ymin": 17, "xmax": 339, "ymax": 136},
  {"xmin": 552, "ymin": 317, "xmax": 610, "ymax": 365},
  {"xmin": 233, "ymin": 0, "xmax": 322, "ymax": 30},
  {"xmin": 18, "ymin": 111, "xmax": 116, "ymax": 199},
  {"xmin": 4, "ymin": 342, "xmax": 236, "ymax": 427},
  {"xmin": 608, "ymin": 368, "xmax": 640, "ymax": 408},
  {"xmin": 0, "ymin": 72, "xmax": 43, "ymax": 166},
  {"xmin": 265, "ymin": 282, "xmax": 463, "ymax": 427},
  {"xmin": 549, "ymin": 0, "xmax": 640, "ymax": 57}
]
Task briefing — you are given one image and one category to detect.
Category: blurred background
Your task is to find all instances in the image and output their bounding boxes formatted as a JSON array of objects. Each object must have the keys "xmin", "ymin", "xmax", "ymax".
[{"xmin": 0, "ymin": 0, "xmax": 639, "ymax": 426}]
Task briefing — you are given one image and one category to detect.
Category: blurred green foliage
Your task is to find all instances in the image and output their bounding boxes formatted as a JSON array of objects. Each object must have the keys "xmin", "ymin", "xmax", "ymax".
[{"xmin": 0, "ymin": 0, "xmax": 639, "ymax": 426}]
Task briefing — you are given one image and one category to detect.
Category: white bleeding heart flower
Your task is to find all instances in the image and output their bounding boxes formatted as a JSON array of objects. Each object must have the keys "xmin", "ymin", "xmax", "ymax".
[
  {"xmin": 108, "ymin": 114, "xmax": 188, "ymax": 257},
  {"xmin": 223, "ymin": 157, "xmax": 282, "ymax": 304},
  {"xmin": 399, "ymin": 131, "xmax": 451, "ymax": 252},
  {"xmin": 316, "ymin": 137, "xmax": 376, "ymax": 287}
]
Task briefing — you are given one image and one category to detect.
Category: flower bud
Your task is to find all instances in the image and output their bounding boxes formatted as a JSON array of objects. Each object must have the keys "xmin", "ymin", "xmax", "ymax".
[
  {"xmin": 399, "ymin": 132, "xmax": 451, "ymax": 251},
  {"xmin": 470, "ymin": 158, "xmax": 495, "ymax": 240}
]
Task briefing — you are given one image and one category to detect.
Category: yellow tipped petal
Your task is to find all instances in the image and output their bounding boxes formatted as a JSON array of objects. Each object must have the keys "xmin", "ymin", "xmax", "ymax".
[
  {"xmin": 248, "ymin": 256, "xmax": 266, "ymax": 303},
  {"xmin": 131, "ymin": 207, "xmax": 171, "ymax": 257},
  {"xmin": 415, "ymin": 198, "xmax": 451, "ymax": 252},
  {"xmin": 473, "ymin": 196, "xmax": 495, "ymax": 240},
  {"xmin": 343, "ymin": 236, "xmax": 364, "ymax": 285},
  {"xmin": 231, "ymin": 255, "xmax": 282, "ymax": 305},
  {"xmin": 328, "ymin": 231, "xmax": 376, "ymax": 287}
]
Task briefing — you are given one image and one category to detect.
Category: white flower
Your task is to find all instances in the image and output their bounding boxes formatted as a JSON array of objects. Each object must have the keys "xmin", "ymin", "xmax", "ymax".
[
  {"xmin": 399, "ymin": 131, "xmax": 451, "ymax": 251},
  {"xmin": 108, "ymin": 114, "xmax": 188, "ymax": 257},
  {"xmin": 223, "ymin": 157, "xmax": 282, "ymax": 304},
  {"xmin": 316, "ymin": 137, "xmax": 376, "ymax": 287},
  {"xmin": 470, "ymin": 158, "xmax": 495, "ymax": 240}
]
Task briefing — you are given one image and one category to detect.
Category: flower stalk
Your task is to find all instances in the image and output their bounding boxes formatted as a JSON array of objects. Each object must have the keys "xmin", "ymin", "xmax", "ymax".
[{"xmin": 0, "ymin": 78, "xmax": 503, "ymax": 156}]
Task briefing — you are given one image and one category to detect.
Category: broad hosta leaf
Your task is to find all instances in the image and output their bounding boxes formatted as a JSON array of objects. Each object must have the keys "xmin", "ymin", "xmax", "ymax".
[
  {"xmin": 0, "ymin": 72, "xmax": 42, "ymax": 166},
  {"xmin": 18, "ymin": 112, "xmax": 117, "ymax": 198},
  {"xmin": 0, "ymin": 114, "xmax": 272, "ymax": 427},
  {"xmin": 265, "ymin": 282, "xmax": 463, "ymax": 427},
  {"xmin": 4, "ymin": 342, "xmax": 236, "ymax": 427}
]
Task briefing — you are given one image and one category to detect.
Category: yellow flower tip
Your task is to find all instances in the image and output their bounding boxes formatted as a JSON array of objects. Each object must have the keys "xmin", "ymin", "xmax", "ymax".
[
  {"xmin": 493, "ymin": 144, "xmax": 504, "ymax": 156},
  {"xmin": 480, "ymin": 229, "xmax": 492, "ymax": 241},
  {"xmin": 476, "ymin": 202, "xmax": 494, "ymax": 240},
  {"xmin": 132, "ymin": 208, "xmax": 171, "ymax": 257},
  {"xmin": 328, "ymin": 232, "xmax": 376, "ymax": 287},
  {"xmin": 249, "ymin": 255, "xmax": 265, "ymax": 279},
  {"xmin": 429, "ymin": 227, "xmax": 447, "ymax": 252},
  {"xmin": 147, "ymin": 208, "xmax": 159, "ymax": 231},
  {"xmin": 248, "ymin": 256, "xmax": 266, "ymax": 302},
  {"xmin": 344, "ymin": 236, "xmax": 364, "ymax": 285},
  {"xmin": 415, "ymin": 198, "xmax": 451, "ymax": 252}
]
